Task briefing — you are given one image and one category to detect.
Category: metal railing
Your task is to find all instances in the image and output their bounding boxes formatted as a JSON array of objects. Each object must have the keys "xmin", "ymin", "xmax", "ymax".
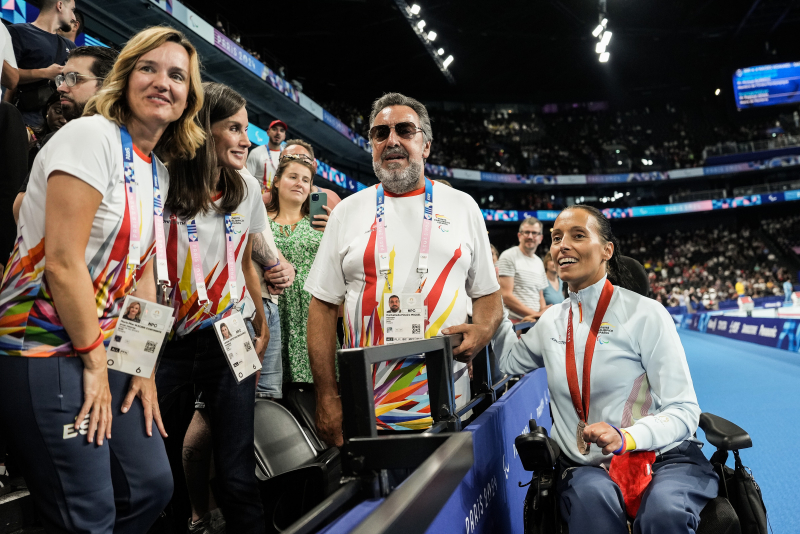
[{"xmin": 702, "ymin": 134, "xmax": 800, "ymax": 159}]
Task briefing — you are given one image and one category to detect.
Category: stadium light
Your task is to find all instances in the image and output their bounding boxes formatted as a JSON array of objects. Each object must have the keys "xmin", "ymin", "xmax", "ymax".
[
  {"xmin": 601, "ymin": 18, "xmax": 608, "ymax": 27},
  {"xmin": 397, "ymin": 0, "xmax": 452, "ymax": 83},
  {"xmin": 599, "ymin": 52, "xmax": 610, "ymax": 63},
  {"xmin": 592, "ymin": 24, "xmax": 603, "ymax": 37},
  {"xmin": 715, "ymin": 88, "xmax": 721, "ymax": 95},
  {"xmin": 443, "ymin": 55, "xmax": 454, "ymax": 68},
  {"xmin": 600, "ymin": 31, "xmax": 612, "ymax": 46},
  {"xmin": 596, "ymin": 42, "xmax": 606, "ymax": 54}
]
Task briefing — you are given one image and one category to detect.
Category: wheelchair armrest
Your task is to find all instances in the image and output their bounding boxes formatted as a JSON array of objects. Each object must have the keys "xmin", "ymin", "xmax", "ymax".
[
  {"xmin": 698, "ymin": 412, "xmax": 752, "ymax": 451},
  {"xmin": 515, "ymin": 420, "xmax": 561, "ymax": 472}
]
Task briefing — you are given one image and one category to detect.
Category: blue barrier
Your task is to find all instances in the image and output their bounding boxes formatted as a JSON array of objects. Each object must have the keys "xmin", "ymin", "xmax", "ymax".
[
  {"xmin": 680, "ymin": 311, "xmax": 800, "ymax": 353},
  {"xmin": 322, "ymin": 370, "xmax": 551, "ymax": 534}
]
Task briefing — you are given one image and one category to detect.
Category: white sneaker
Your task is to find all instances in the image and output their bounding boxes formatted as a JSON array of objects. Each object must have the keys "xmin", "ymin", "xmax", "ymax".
[{"xmin": 187, "ymin": 509, "xmax": 226, "ymax": 534}]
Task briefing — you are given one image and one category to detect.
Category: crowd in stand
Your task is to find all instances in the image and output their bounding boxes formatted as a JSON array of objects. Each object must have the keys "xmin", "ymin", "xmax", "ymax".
[
  {"xmin": 618, "ymin": 223, "xmax": 796, "ymax": 310},
  {"xmin": 328, "ymin": 102, "xmax": 800, "ymax": 176}
]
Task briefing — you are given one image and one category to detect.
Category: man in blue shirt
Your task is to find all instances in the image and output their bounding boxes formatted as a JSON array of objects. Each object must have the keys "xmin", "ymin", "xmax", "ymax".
[{"xmin": 783, "ymin": 278, "xmax": 794, "ymax": 304}]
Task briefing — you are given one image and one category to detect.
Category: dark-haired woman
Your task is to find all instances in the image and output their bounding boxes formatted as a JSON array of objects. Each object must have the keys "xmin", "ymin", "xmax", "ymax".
[
  {"xmin": 266, "ymin": 156, "xmax": 329, "ymax": 384},
  {"xmin": 157, "ymin": 82, "xmax": 267, "ymax": 533},
  {"xmin": 495, "ymin": 205, "xmax": 718, "ymax": 534}
]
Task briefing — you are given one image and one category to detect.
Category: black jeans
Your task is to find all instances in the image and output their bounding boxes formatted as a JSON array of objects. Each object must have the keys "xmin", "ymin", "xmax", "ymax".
[{"xmin": 156, "ymin": 328, "xmax": 264, "ymax": 534}]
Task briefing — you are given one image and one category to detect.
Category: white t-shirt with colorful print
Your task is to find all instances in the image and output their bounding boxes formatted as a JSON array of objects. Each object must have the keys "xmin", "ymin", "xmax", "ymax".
[
  {"xmin": 163, "ymin": 173, "xmax": 267, "ymax": 337},
  {"xmin": 304, "ymin": 178, "xmax": 500, "ymax": 430},
  {"xmin": 0, "ymin": 115, "xmax": 169, "ymax": 357}
]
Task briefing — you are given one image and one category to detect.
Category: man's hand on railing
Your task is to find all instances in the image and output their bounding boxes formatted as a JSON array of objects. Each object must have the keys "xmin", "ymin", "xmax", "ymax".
[{"xmin": 442, "ymin": 322, "xmax": 493, "ymax": 363}]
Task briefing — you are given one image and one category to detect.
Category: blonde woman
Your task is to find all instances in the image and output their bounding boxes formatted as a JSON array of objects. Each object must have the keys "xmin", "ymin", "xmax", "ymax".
[{"xmin": 0, "ymin": 26, "xmax": 204, "ymax": 533}]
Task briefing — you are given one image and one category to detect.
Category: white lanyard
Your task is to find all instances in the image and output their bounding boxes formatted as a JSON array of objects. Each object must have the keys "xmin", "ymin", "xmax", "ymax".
[
  {"xmin": 186, "ymin": 213, "xmax": 240, "ymax": 313},
  {"xmin": 120, "ymin": 125, "xmax": 169, "ymax": 292},
  {"xmin": 375, "ymin": 178, "xmax": 433, "ymax": 291},
  {"xmin": 264, "ymin": 149, "xmax": 279, "ymax": 190}
]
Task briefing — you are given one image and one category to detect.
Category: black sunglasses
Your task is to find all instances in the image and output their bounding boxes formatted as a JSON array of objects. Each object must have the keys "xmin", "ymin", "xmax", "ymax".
[{"xmin": 369, "ymin": 122, "xmax": 424, "ymax": 142}]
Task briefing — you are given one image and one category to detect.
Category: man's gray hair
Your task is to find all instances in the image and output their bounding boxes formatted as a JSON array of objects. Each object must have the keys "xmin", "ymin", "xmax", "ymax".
[
  {"xmin": 369, "ymin": 92, "xmax": 433, "ymax": 143},
  {"xmin": 519, "ymin": 217, "xmax": 542, "ymax": 232}
]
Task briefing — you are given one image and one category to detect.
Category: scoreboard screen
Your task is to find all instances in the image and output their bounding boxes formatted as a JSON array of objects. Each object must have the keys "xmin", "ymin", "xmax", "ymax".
[{"xmin": 733, "ymin": 62, "xmax": 800, "ymax": 109}]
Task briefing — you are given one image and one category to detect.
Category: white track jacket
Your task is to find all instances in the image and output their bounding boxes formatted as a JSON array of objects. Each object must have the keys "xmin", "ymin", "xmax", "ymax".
[{"xmin": 494, "ymin": 276, "xmax": 701, "ymax": 466}]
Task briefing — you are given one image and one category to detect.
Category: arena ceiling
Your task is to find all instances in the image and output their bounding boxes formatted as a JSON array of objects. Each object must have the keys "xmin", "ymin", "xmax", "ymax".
[{"xmin": 184, "ymin": 0, "xmax": 800, "ymax": 108}]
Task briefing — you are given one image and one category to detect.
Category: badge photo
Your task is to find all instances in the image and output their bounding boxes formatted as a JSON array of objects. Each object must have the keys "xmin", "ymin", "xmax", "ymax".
[
  {"xmin": 212, "ymin": 311, "xmax": 261, "ymax": 384},
  {"xmin": 107, "ymin": 295, "xmax": 174, "ymax": 377}
]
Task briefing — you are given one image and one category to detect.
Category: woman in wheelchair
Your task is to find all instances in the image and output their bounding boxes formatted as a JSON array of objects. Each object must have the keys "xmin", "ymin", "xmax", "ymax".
[{"xmin": 495, "ymin": 205, "xmax": 719, "ymax": 534}]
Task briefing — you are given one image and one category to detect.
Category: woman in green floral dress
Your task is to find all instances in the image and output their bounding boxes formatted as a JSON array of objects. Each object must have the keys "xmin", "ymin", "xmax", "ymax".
[{"xmin": 266, "ymin": 155, "xmax": 331, "ymax": 383}]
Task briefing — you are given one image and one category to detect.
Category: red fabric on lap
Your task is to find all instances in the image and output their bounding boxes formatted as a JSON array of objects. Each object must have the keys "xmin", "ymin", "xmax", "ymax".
[{"xmin": 608, "ymin": 450, "xmax": 656, "ymax": 517}]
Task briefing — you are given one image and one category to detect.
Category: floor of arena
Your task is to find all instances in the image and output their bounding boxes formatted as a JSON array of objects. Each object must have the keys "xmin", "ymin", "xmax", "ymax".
[{"xmin": 681, "ymin": 330, "xmax": 797, "ymax": 534}]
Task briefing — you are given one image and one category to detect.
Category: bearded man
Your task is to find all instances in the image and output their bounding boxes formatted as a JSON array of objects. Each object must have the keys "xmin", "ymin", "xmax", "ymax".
[{"xmin": 303, "ymin": 92, "xmax": 502, "ymax": 446}]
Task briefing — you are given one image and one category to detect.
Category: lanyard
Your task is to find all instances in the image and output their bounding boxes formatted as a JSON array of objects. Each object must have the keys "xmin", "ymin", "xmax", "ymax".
[
  {"xmin": 264, "ymin": 149, "xmax": 279, "ymax": 190},
  {"xmin": 375, "ymin": 178, "xmax": 433, "ymax": 291},
  {"xmin": 119, "ymin": 125, "xmax": 169, "ymax": 292},
  {"xmin": 565, "ymin": 279, "xmax": 614, "ymax": 424},
  {"xmin": 186, "ymin": 213, "xmax": 239, "ymax": 312}
]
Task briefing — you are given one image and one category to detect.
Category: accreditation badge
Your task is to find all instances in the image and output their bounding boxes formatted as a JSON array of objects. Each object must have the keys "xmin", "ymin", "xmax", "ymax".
[
  {"xmin": 383, "ymin": 293, "xmax": 425, "ymax": 345},
  {"xmin": 213, "ymin": 310, "xmax": 261, "ymax": 383},
  {"xmin": 107, "ymin": 295, "xmax": 175, "ymax": 377}
]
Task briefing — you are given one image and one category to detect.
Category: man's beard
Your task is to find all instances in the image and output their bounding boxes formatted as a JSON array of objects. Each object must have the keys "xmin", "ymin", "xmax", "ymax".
[
  {"xmin": 60, "ymin": 98, "xmax": 85, "ymax": 121},
  {"xmin": 373, "ymin": 158, "xmax": 423, "ymax": 194},
  {"xmin": 59, "ymin": 20, "xmax": 73, "ymax": 33}
]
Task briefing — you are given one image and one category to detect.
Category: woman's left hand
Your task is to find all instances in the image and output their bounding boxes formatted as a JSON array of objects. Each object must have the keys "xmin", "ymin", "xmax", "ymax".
[
  {"xmin": 253, "ymin": 322, "xmax": 269, "ymax": 362},
  {"xmin": 582, "ymin": 422, "xmax": 623, "ymax": 455},
  {"xmin": 312, "ymin": 205, "xmax": 331, "ymax": 232},
  {"xmin": 121, "ymin": 375, "xmax": 168, "ymax": 438}
]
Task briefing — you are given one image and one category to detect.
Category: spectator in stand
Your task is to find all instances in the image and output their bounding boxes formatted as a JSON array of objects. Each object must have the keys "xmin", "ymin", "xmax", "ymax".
[
  {"xmin": 542, "ymin": 251, "xmax": 564, "ymax": 305},
  {"xmin": 0, "ymin": 102, "xmax": 27, "ymax": 266},
  {"xmin": 497, "ymin": 217, "xmax": 549, "ymax": 321},
  {"xmin": 1, "ymin": 21, "xmax": 19, "ymax": 94},
  {"xmin": 57, "ymin": 9, "xmax": 83, "ymax": 44},
  {"xmin": 304, "ymin": 92, "xmax": 501, "ymax": 446},
  {"xmin": 266, "ymin": 155, "xmax": 330, "ymax": 386},
  {"xmin": 276, "ymin": 138, "xmax": 342, "ymax": 210},
  {"xmin": 0, "ymin": 26, "xmax": 205, "ymax": 533},
  {"xmin": 5, "ymin": 0, "xmax": 77, "ymax": 129},
  {"xmin": 246, "ymin": 118, "xmax": 286, "ymax": 195},
  {"xmin": 159, "ymin": 82, "xmax": 268, "ymax": 534},
  {"xmin": 13, "ymin": 45, "xmax": 119, "ymax": 222}
]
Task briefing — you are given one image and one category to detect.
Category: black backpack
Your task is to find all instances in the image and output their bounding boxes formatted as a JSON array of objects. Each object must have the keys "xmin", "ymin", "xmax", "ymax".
[{"xmin": 708, "ymin": 449, "xmax": 769, "ymax": 534}]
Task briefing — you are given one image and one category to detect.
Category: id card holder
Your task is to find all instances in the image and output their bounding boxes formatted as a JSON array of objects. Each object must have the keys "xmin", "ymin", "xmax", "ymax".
[
  {"xmin": 107, "ymin": 295, "xmax": 175, "ymax": 377},
  {"xmin": 213, "ymin": 310, "xmax": 261, "ymax": 384},
  {"xmin": 383, "ymin": 293, "xmax": 426, "ymax": 345}
]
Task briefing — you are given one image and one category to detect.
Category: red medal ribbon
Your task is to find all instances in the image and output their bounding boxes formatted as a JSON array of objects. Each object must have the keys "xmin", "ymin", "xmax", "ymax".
[{"xmin": 565, "ymin": 279, "xmax": 614, "ymax": 423}]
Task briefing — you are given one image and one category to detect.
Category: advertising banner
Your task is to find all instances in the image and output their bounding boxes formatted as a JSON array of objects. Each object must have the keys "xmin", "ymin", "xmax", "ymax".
[
  {"xmin": 681, "ymin": 312, "xmax": 800, "ymax": 352},
  {"xmin": 213, "ymin": 29, "xmax": 266, "ymax": 80},
  {"xmin": 425, "ymin": 370, "xmax": 550, "ymax": 534}
]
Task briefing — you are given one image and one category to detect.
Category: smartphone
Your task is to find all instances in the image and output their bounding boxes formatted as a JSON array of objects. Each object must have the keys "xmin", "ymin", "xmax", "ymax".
[{"xmin": 309, "ymin": 192, "xmax": 328, "ymax": 227}]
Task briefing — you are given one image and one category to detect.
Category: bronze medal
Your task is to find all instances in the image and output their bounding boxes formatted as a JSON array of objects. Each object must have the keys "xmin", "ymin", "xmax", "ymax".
[{"xmin": 577, "ymin": 420, "xmax": 590, "ymax": 455}]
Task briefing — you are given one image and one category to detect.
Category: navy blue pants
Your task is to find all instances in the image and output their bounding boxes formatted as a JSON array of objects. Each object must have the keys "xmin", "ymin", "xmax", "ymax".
[
  {"xmin": 156, "ymin": 327, "xmax": 264, "ymax": 534},
  {"xmin": 557, "ymin": 441, "xmax": 719, "ymax": 534},
  {"xmin": 0, "ymin": 356, "xmax": 173, "ymax": 533}
]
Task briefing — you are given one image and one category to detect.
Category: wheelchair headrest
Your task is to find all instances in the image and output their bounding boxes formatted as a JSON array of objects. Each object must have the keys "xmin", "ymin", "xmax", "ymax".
[{"xmin": 619, "ymin": 256, "xmax": 650, "ymax": 298}]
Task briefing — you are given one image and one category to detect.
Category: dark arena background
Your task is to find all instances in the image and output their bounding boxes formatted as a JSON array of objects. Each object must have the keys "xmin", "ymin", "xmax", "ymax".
[{"xmin": 1, "ymin": 0, "xmax": 798, "ymax": 533}]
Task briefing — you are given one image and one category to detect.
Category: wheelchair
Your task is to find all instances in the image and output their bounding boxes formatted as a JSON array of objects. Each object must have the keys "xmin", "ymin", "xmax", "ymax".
[
  {"xmin": 513, "ymin": 257, "xmax": 767, "ymax": 534},
  {"xmin": 515, "ymin": 413, "xmax": 762, "ymax": 534}
]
